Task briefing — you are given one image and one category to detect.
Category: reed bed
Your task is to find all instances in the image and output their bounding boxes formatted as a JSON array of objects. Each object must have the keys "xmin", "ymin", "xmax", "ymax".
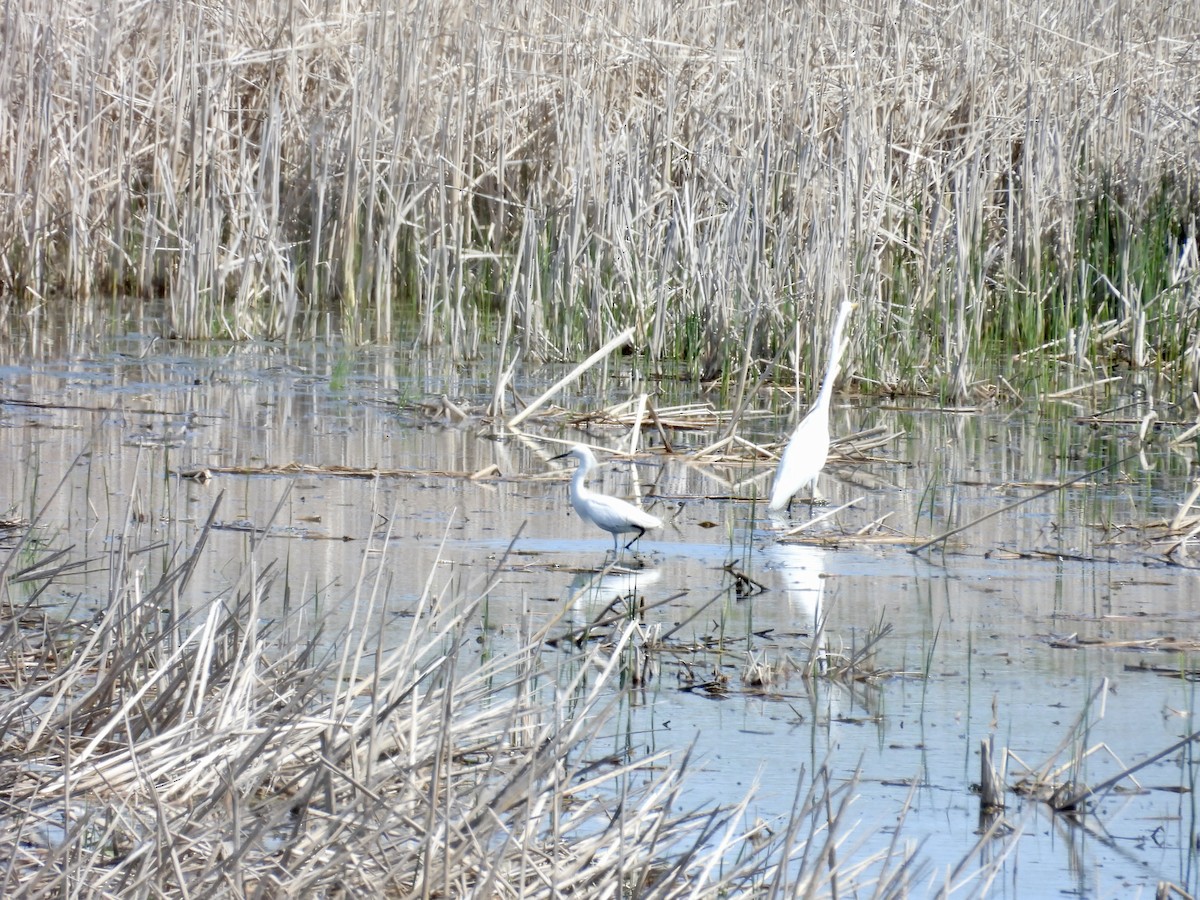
[
  {"xmin": 0, "ymin": 492, "xmax": 979, "ymax": 897},
  {"xmin": 2, "ymin": 0, "xmax": 1197, "ymax": 393}
]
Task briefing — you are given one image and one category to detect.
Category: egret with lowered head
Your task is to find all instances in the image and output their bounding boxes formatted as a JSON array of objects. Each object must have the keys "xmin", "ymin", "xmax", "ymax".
[
  {"xmin": 768, "ymin": 299, "xmax": 857, "ymax": 513},
  {"xmin": 553, "ymin": 444, "xmax": 661, "ymax": 554}
]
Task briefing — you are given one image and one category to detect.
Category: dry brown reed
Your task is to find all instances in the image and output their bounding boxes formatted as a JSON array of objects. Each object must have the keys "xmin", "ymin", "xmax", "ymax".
[
  {"xmin": 0, "ymin": 491, "xmax": 973, "ymax": 897},
  {"xmin": 1, "ymin": 1, "xmax": 1196, "ymax": 392}
]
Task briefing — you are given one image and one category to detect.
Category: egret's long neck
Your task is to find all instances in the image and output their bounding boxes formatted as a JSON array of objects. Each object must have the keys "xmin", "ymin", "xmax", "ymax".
[
  {"xmin": 813, "ymin": 304, "xmax": 853, "ymax": 413},
  {"xmin": 814, "ymin": 357, "xmax": 840, "ymax": 413},
  {"xmin": 571, "ymin": 458, "xmax": 595, "ymax": 501},
  {"xmin": 572, "ymin": 464, "xmax": 589, "ymax": 494}
]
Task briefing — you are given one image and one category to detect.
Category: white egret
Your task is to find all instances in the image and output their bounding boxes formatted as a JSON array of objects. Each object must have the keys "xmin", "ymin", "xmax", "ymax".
[
  {"xmin": 768, "ymin": 300, "xmax": 857, "ymax": 513},
  {"xmin": 553, "ymin": 444, "xmax": 662, "ymax": 554}
]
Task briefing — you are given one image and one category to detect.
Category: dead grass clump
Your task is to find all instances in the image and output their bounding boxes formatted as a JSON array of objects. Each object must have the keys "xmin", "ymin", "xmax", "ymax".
[{"xmin": 0, "ymin": 501, "xmax": 947, "ymax": 897}]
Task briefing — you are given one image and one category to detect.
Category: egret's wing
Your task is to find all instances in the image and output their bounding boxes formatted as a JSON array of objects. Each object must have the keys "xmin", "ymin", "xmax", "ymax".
[
  {"xmin": 587, "ymin": 495, "xmax": 662, "ymax": 533},
  {"xmin": 768, "ymin": 413, "xmax": 830, "ymax": 510}
]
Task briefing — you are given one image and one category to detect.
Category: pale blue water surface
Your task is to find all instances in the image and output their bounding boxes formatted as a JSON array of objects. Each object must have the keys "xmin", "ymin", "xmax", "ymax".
[{"xmin": 2, "ymin": 335, "xmax": 1198, "ymax": 897}]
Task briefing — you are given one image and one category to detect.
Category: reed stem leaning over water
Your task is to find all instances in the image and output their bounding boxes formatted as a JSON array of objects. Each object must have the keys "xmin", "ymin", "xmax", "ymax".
[
  {"xmin": 908, "ymin": 451, "xmax": 1141, "ymax": 555},
  {"xmin": 507, "ymin": 328, "xmax": 634, "ymax": 428}
]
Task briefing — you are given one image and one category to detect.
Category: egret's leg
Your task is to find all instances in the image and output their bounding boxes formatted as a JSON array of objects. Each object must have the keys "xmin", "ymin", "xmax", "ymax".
[
  {"xmin": 806, "ymin": 479, "xmax": 822, "ymax": 517},
  {"xmin": 624, "ymin": 526, "xmax": 646, "ymax": 551}
]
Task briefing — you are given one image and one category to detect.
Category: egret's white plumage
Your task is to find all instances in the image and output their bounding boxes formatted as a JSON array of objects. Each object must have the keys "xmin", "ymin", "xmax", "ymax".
[
  {"xmin": 768, "ymin": 300, "xmax": 857, "ymax": 512},
  {"xmin": 554, "ymin": 444, "xmax": 661, "ymax": 553}
]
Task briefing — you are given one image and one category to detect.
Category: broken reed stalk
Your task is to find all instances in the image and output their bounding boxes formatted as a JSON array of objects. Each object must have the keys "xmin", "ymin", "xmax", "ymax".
[
  {"xmin": 934, "ymin": 811, "xmax": 1021, "ymax": 898},
  {"xmin": 628, "ymin": 392, "xmax": 648, "ymax": 455},
  {"xmin": 1163, "ymin": 478, "xmax": 1200, "ymax": 558},
  {"xmin": 1054, "ymin": 725, "xmax": 1200, "ymax": 813},
  {"xmin": 0, "ymin": 444, "xmax": 90, "ymax": 588},
  {"xmin": 1171, "ymin": 479, "xmax": 1200, "ymax": 533},
  {"xmin": 979, "ymin": 737, "xmax": 1005, "ymax": 811},
  {"xmin": 488, "ymin": 210, "xmax": 532, "ymax": 418},
  {"xmin": 506, "ymin": 326, "xmax": 635, "ymax": 428},
  {"xmin": 782, "ymin": 495, "xmax": 864, "ymax": 536},
  {"xmin": 647, "ymin": 399, "xmax": 675, "ymax": 453},
  {"xmin": 908, "ymin": 451, "xmax": 1141, "ymax": 555}
]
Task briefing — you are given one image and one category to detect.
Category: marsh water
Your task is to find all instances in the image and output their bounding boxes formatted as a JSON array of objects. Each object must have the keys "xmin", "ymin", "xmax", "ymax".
[{"xmin": 3, "ymin": 334, "xmax": 1199, "ymax": 897}]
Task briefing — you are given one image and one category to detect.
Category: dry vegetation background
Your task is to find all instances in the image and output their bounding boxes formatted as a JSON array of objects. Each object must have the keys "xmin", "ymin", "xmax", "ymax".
[
  {"xmin": 0, "ymin": 0, "xmax": 1198, "ymax": 391},
  {"xmin": 2, "ymin": 3, "xmax": 1200, "ymax": 893}
]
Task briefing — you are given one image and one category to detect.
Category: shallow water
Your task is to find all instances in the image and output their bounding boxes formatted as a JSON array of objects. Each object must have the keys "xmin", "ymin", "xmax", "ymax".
[{"xmin": 2, "ymin": 336, "xmax": 1199, "ymax": 897}]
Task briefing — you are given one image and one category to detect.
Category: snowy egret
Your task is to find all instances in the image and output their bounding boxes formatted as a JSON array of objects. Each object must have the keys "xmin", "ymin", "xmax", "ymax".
[
  {"xmin": 768, "ymin": 300, "xmax": 857, "ymax": 513},
  {"xmin": 553, "ymin": 444, "xmax": 662, "ymax": 554}
]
